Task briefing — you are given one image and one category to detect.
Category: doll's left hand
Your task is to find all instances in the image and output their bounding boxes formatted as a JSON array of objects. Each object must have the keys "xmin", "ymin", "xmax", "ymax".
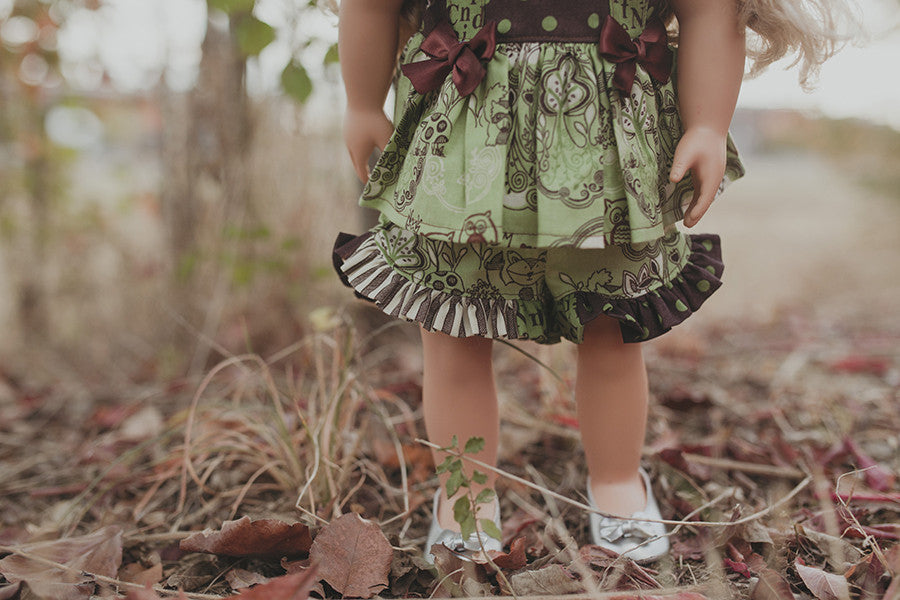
[{"xmin": 669, "ymin": 127, "xmax": 727, "ymax": 228}]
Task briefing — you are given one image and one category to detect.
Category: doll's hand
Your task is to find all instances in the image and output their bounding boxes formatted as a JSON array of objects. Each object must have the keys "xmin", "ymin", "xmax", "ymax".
[
  {"xmin": 343, "ymin": 107, "xmax": 395, "ymax": 183},
  {"xmin": 669, "ymin": 127, "xmax": 728, "ymax": 228}
]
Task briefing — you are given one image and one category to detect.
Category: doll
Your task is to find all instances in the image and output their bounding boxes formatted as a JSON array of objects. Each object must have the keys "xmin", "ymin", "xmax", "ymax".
[{"xmin": 332, "ymin": 0, "xmax": 857, "ymax": 564}]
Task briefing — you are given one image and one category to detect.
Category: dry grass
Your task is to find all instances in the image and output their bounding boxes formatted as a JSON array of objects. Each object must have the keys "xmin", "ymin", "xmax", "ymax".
[{"xmin": 1, "ymin": 303, "xmax": 898, "ymax": 597}]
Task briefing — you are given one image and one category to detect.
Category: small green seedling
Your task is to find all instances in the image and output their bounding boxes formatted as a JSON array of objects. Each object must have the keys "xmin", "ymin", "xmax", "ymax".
[{"xmin": 435, "ymin": 435, "xmax": 502, "ymax": 542}]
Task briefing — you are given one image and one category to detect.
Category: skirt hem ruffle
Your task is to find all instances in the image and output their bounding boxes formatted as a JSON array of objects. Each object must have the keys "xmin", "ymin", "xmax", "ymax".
[{"xmin": 332, "ymin": 231, "xmax": 723, "ymax": 345}]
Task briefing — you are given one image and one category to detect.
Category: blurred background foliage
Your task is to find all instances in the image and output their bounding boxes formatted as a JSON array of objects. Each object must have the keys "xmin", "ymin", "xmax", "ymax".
[
  {"xmin": 0, "ymin": 0, "xmax": 898, "ymax": 389},
  {"xmin": 0, "ymin": 0, "xmax": 358, "ymax": 384}
]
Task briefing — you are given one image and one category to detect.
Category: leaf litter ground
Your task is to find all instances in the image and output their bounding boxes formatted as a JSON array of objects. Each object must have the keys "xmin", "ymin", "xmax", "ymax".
[{"xmin": 0, "ymin": 306, "xmax": 898, "ymax": 599}]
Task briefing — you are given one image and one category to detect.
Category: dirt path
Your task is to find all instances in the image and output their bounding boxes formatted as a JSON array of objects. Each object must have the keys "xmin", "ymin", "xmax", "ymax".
[{"xmin": 681, "ymin": 151, "xmax": 900, "ymax": 333}]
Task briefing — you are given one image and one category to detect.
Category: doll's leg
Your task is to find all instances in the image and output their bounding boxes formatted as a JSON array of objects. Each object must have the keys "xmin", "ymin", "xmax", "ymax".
[
  {"xmin": 575, "ymin": 315, "xmax": 649, "ymax": 516},
  {"xmin": 421, "ymin": 328, "xmax": 500, "ymax": 530}
]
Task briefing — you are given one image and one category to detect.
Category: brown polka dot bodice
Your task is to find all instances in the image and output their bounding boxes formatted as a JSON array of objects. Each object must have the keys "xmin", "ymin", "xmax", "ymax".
[{"xmin": 423, "ymin": 0, "xmax": 666, "ymax": 42}]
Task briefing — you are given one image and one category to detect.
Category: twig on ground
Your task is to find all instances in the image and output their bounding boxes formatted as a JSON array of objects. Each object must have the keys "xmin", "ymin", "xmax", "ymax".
[
  {"xmin": 416, "ymin": 438, "xmax": 813, "ymax": 529},
  {"xmin": 0, "ymin": 544, "xmax": 223, "ymax": 599},
  {"xmin": 682, "ymin": 454, "xmax": 805, "ymax": 479}
]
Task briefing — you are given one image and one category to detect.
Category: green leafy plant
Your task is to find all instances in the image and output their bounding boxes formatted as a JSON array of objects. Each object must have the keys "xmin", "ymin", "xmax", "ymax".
[
  {"xmin": 206, "ymin": 0, "xmax": 338, "ymax": 104},
  {"xmin": 434, "ymin": 435, "xmax": 502, "ymax": 543}
]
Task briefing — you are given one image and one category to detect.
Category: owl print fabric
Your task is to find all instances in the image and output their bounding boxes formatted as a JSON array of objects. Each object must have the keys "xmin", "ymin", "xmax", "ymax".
[{"xmin": 333, "ymin": 0, "xmax": 745, "ymax": 344}]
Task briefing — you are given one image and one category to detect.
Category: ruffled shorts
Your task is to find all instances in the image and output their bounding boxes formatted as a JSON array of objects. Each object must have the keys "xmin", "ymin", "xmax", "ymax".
[{"xmin": 333, "ymin": 220, "xmax": 723, "ymax": 344}]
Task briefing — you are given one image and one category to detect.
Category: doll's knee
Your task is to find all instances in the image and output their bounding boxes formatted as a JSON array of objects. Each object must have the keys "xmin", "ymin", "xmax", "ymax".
[
  {"xmin": 580, "ymin": 315, "xmax": 626, "ymax": 349},
  {"xmin": 420, "ymin": 327, "xmax": 493, "ymax": 358}
]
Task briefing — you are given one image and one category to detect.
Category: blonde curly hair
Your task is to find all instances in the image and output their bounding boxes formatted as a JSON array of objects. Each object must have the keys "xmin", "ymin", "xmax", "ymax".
[{"xmin": 733, "ymin": 0, "xmax": 863, "ymax": 89}]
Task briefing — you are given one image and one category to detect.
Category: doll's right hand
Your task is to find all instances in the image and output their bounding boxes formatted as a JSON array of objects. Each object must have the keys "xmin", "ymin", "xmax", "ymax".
[
  {"xmin": 669, "ymin": 126, "xmax": 728, "ymax": 228},
  {"xmin": 343, "ymin": 107, "xmax": 395, "ymax": 183}
]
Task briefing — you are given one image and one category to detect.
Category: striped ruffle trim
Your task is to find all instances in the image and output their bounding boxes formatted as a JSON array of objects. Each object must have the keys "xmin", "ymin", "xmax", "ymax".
[
  {"xmin": 333, "ymin": 232, "xmax": 724, "ymax": 345},
  {"xmin": 333, "ymin": 232, "xmax": 523, "ymax": 339}
]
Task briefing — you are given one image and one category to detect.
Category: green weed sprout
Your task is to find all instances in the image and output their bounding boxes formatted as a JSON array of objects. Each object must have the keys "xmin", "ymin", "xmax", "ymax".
[{"xmin": 435, "ymin": 435, "xmax": 502, "ymax": 542}]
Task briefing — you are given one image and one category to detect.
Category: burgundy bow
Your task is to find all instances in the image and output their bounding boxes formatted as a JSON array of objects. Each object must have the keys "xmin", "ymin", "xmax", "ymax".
[
  {"xmin": 400, "ymin": 20, "xmax": 497, "ymax": 97},
  {"xmin": 598, "ymin": 15, "xmax": 673, "ymax": 94}
]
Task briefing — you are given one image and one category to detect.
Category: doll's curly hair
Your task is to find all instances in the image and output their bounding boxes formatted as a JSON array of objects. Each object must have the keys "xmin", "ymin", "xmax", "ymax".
[
  {"xmin": 659, "ymin": 0, "xmax": 861, "ymax": 90},
  {"xmin": 729, "ymin": 0, "xmax": 862, "ymax": 89}
]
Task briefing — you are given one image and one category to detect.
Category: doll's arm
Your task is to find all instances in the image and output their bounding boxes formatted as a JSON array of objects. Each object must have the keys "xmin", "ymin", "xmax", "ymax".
[
  {"xmin": 339, "ymin": 0, "xmax": 405, "ymax": 182},
  {"xmin": 668, "ymin": 0, "xmax": 745, "ymax": 228}
]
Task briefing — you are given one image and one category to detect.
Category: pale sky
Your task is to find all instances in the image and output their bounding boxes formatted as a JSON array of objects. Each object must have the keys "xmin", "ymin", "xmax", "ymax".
[{"xmin": 1, "ymin": 0, "xmax": 898, "ymax": 130}]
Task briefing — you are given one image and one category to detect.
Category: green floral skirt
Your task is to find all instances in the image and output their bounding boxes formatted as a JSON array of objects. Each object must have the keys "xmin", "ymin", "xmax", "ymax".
[{"xmin": 333, "ymin": 0, "xmax": 744, "ymax": 344}]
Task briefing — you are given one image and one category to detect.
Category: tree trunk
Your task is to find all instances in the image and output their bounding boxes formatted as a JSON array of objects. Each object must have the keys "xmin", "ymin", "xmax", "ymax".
[{"xmin": 158, "ymin": 16, "xmax": 254, "ymax": 370}]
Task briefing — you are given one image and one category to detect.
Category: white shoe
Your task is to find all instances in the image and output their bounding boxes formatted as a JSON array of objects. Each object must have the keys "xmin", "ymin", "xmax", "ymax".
[
  {"xmin": 424, "ymin": 487, "xmax": 502, "ymax": 565},
  {"xmin": 587, "ymin": 467, "xmax": 670, "ymax": 562}
]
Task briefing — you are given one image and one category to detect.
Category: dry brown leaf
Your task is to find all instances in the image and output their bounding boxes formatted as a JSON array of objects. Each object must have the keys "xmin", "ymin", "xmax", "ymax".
[
  {"xmin": 179, "ymin": 516, "xmax": 312, "ymax": 559},
  {"xmin": 670, "ymin": 534, "xmax": 709, "ymax": 560},
  {"xmin": 0, "ymin": 583, "xmax": 21, "ymax": 600},
  {"xmin": 751, "ymin": 568, "xmax": 796, "ymax": 600},
  {"xmin": 0, "ymin": 525, "xmax": 122, "ymax": 600},
  {"xmin": 308, "ymin": 512, "xmax": 392, "ymax": 599},
  {"xmin": 500, "ymin": 508, "xmax": 545, "ymax": 558},
  {"xmin": 0, "ymin": 527, "xmax": 30, "ymax": 547},
  {"xmin": 163, "ymin": 554, "xmax": 219, "ymax": 591},
  {"xmin": 119, "ymin": 562, "xmax": 163, "ymax": 587},
  {"xmin": 123, "ymin": 585, "xmax": 189, "ymax": 600},
  {"xmin": 883, "ymin": 545, "xmax": 900, "ymax": 599},
  {"xmin": 225, "ymin": 567, "xmax": 272, "ymax": 590},
  {"xmin": 509, "ymin": 564, "xmax": 585, "ymax": 596},
  {"xmin": 231, "ymin": 570, "xmax": 320, "ymax": 599},
  {"xmin": 281, "ymin": 556, "xmax": 312, "ymax": 574},
  {"xmin": 794, "ymin": 559, "xmax": 851, "ymax": 600},
  {"xmin": 429, "ymin": 542, "xmax": 473, "ymax": 584},
  {"xmin": 487, "ymin": 536, "xmax": 527, "ymax": 570},
  {"xmin": 610, "ymin": 594, "xmax": 709, "ymax": 600}
]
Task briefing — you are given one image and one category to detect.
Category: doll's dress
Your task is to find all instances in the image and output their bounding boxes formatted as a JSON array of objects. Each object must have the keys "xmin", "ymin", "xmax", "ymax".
[{"xmin": 333, "ymin": 0, "xmax": 745, "ymax": 344}]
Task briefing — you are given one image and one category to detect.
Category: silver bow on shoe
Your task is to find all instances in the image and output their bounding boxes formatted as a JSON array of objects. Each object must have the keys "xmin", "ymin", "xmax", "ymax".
[
  {"xmin": 424, "ymin": 488, "xmax": 502, "ymax": 565},
  {"xmin": 432, "ymin": 527, "xmax": 503, "ymax": 554},
  {"xmin": 587, "ymin": 468, "xmax": 671, "ymax": 563},
  {"xmin": 594, "ymin": 512, "xmax": 658, "ymax": 543}
]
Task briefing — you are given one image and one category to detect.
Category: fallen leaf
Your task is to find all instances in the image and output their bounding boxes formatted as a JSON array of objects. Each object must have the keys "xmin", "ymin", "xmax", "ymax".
[
  {"xmin": 670, "ymin": 535, "xmax": 707, "ymax": 560},
  {"xmin": 179, "ymin": 516, "xmax": 312, "ymax": 558},
  {"xmin": 751, "ymin": 568, "xmax": 795, "ymax": 600},
  {"xmin": 724, "ymin": 558, "xmax": 753, "ymax": 579},
  {"xmin": 124, "ymin": 585, "xmax": 189, "ymax": 599},
  {"xmin": 225, "ymin": 567, "xmax": 271, "ymax": 590},
  {"xmin": 610, "ymin": 594, "xmax": 709, "ymax": 600},
  {"xmin": 308, "ymin": 512, "xmax": 392, "ymax": 598},
  {"xmin": 828, "ymin": 356, "xmax": 889, "ymax": 377},
  {"xmin": 509, "ymin": 563, "xmax": 585, "ymax": 596},
  {"xmin": 281, "ymin": 556, "xmax": 312, "ymax": 574},
  {"xmin": 794, "ymin": 559, "xmax": 851, "ymax": 600},
  {"xmin": 0, "ymin": 584, "xmax": 20, "ymax": 600},
  {"xmin": 0, "ymin": 525, "xmax": 122, "ymax": 600},
  {"xmin": 727, "ymin": 541, "xmax": 767, "ymax": 574},
  {"xmin": 460, "ymin": 575, "xmax": 494, "ymax": 597},
  {"xmin": 164, "ymin": 554, "xmax": 219, "ymax": 591},
  {"xmin": 844, "ymin": 552, "xmax": 887, "ymax": 599},
  {"xmin": 370, "ymin": 437, "xmax": 434, "ymax": 484},
  {"xmin": 500, "ymin": 508, "xmax": 545, "ymax": 557},
  {"xmin": 428, "ymin": 543, "xmax": 476, "ymax": 594},
  {"xmin": 578, "ymin": 542, "xmax": 661, "ymax": 589},
  {"xmin": 657, "ymin": 448, "xmax": 712, "ymax": 481},
  {"xmin": 487, "ymin": 536, "xmax": 527, "ymax": 570},
  {"xmin": 0, "ymin": 527, "xmax": 30, "ymax": 546},
  {"xmin": 843, "ymin": 437, "xmax": 896, "ymax": 492},
  {"xmin": 118, "ymin": 562, "xmax": 163, "ymax": 587}
]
